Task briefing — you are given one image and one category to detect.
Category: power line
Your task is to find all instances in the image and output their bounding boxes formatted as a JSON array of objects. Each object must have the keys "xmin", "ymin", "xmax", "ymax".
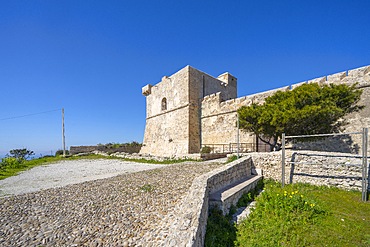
[{"xmin": 0, "ymin": 109, "xmax": 61, "ymax": 121}]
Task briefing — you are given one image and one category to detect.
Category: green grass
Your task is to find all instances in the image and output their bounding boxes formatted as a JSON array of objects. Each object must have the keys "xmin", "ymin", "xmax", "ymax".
[
  {"xmin": 205, "ymin": 179, "xmax": 264, "ymax": 247},
  {"xmin": 0, "ymin": 154, "xmax": 197, "ymax": 180},
  {"xmin": 226, "ymin": 155, "xmax": 238, "ymax": 163},
  {"xmin": 235, "ymin": 180, "xmax": 370, "ymax": 247},
  {"xmin": 205, "ymin": 207, "xmax": 237, "ymax": 247}
]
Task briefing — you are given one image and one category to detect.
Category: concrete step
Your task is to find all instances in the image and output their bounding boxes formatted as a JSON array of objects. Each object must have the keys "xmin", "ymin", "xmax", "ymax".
[{"xmin": 209, "ymin": 174, "xmax": 263, "ymax": 215}]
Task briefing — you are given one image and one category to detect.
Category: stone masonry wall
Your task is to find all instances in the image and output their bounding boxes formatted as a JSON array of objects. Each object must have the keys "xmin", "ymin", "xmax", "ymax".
[
  {"xmin": 141, "ymin": 64, "xmax": 369, "ymax": 157},
  {"xmin": 69, "ymin": 145, "xmax": 141, "ymax": 155},
  {"xmin": 249, "ymin": 150, "xmax": 368, "ymax": 191},
  {"xmin": 141, "ymin": 67, "xmax": 191, "ymax": 156},
  {"xmin": 147, "ymin": 150, "xmax": 368, "ymax": 247},
  {"xmin": 201, "ymin": 65, "xmax": 370, "ymax": 152},
  {"xmin": 141, "ymin": 66, "xmax": 238, "ymax": 156},
  {"xmin": 146, "ymin": 157, "xmax": 252, "ymax": 247},
  {"xmin": 141, "ymin": 107, "xmax": 190, "ymax": 156},
  {"xmin": 146, "ymin": 150, "xmax": 368, "ymax": 246}
]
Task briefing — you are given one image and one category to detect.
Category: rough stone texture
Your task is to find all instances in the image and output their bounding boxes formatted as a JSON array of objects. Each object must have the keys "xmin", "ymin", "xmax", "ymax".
[
  {"xmin": 209, "ymin": 175, "xmax": 262, "ymax": 215},
  {"xmin": 0, "ymin": 159, "xmax": 165, "ymax": 196},
  {"xmin": 147, "ymin": 157, "xmax": 253, "ymax": 247},
  {"xmin": 141, "ymin": 65, "xmax": 370, "ymax": 157},
  {"xmin": 70, "ymin": 145, "xmax": 141, "ymax": 155},
  {"xmin": 0, "ymin": 161, "xmax": 223, "ymax": 247},
  {"xmin": 248, "ymin": 150, "xmax": 367, "ymax": 191},
  {"xmin": 141, "ymin": 66, "xmax": 237, "ymax": 156},
  {"xmin": 1, "ymin": 153, "xmax": 366, "ymax": 246}
]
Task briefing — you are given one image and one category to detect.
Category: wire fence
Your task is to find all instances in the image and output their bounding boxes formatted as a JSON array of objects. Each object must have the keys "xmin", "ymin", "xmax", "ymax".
[
  {"xmin": 281, "ymin": 128, "xmax": 369, "ymax": 201},
  {"xmin": 201, "ymin": 142, "xmax": 270, "ymax": 154}
]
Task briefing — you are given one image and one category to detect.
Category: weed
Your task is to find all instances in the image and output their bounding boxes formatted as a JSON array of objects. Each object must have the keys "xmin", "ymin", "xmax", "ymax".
[
  {"xmin": 226, "ymin": 155, "xmax": 238, "ymax": 163},
  {"xmin": 140, "ymin": 184, "xmax": 155, "ymax": 192}
]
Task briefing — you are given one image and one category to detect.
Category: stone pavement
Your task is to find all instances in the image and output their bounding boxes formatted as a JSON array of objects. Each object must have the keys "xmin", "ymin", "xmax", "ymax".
[{"xmin": 0, "ymin": 161, "xmax": 223, "ymax": 246}]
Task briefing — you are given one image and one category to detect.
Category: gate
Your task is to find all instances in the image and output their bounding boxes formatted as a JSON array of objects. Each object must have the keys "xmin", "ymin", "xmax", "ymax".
[{"xmin": 281, "ymin": 128, "xmax": 369, "ymax": 201}]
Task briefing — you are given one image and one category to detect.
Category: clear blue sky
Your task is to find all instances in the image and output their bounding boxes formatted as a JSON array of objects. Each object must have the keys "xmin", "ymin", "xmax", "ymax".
[{"xmin": 1, "ymin": 0, "xmax": 369, "ymax": 156}]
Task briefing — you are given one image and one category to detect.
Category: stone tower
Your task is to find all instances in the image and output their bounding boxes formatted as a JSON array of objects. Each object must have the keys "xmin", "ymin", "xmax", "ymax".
[{"xmin": 140, "ymin": 65, "xmax": 237, "ymax": 156}]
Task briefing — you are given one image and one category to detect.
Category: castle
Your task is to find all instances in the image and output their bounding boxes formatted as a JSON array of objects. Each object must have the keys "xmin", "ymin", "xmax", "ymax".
[{"xmin": 140, "ymin": 65, "xmax": 370, "ymax": 157}]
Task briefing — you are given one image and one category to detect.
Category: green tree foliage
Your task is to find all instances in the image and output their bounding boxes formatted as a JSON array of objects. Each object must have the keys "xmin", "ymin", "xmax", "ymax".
[
  {"xmin": 55, "ymin": 149, "xmax": 70, "ymax": 156},
  {"xmin": 237, "ymin": 83, "xmax": 363, "ymax": 151},
  {"xmin": 9, "ymin": 148, "xmax": 35, "ymax": 162}
]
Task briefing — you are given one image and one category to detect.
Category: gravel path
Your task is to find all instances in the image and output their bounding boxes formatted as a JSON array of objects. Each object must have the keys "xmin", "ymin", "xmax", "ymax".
[
  {"xmin": 0, "ymin": 159, "xmax": 165, "ymax": 197},
  {"xmin": 0, "ymin": 159, "xmax": 223, "ymax": 246}
]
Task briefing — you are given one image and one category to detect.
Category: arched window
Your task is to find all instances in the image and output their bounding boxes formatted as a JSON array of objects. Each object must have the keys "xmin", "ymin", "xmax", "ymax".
[{"xmin": 161, "ymin": 98, "xmax": 167, "ymax": 111}]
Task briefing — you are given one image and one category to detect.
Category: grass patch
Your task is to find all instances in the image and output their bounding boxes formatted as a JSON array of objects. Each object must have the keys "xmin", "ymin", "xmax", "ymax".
[
  {"xmin": 0, "ymin": 156, "xmax": 65, "ymax": 180},
  {"xmin": 205, "ymin": 179, "xmax": 264, "ymax": 247},
  {"xmin": 139, "ymin": 183, "xmax": 156, "ymax": 193},
  {"xmin": 235, "ymin": 180, "xmax": 370, "ymax": 247},
  {"xmin": 205, "ymin": 207, "xmax": 237, "ymax": 247},
  {"xmin": 226, "ymin": 155, "xmax": 238, "ymax": 163}
]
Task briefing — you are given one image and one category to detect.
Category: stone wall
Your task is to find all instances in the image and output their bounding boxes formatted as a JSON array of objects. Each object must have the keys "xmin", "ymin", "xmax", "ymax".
[
  {"xmin": 140, "ymin": 150, "xmax": 367, "ymax": 246},
  {"xmin": 200, "ymin": 65, "xmax": 370, "ymax": 153},
  {"xmin": 140, "ymin": 107, "xmax": 190, "ymax": 156},
  {"xmin": 141, "ymin": 67, "xmax": 191, "ymax": 156},
  {"xmin": 146, "ymin": 157, "xmax": 252, "ymax": 247},
  {"xmin": 69, "ymin": 145, "xmax": 141, "ymax": 155},
  {"xmin": 141, "ymin": 66, "xmax": 238, "ymax": 156},
  {"xmin": 141, "ymin": 64, "xmax": 370, "ymax": 157},
  {"xmin": 249, "ymin": 150, "xmax": 368, "ymax": 191}
]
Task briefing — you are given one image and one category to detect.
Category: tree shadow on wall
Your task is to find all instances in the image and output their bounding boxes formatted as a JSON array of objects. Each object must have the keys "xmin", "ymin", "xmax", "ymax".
[
  {"xmin": 289, "ymin": 152, "xmax": 363, "ymax": 184},
  {"xmin": 291, "ymin": 134, "xmax": 360, "ymax": 154}
]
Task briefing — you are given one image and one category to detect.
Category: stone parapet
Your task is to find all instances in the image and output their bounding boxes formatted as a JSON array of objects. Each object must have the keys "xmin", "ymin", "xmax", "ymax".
[
  {"xmin": 148, "ymin": 157, "xmax": 252, "ymax": 246},
  {"xmin": 139, "ymin": 149, "xmax": 367, "ymax": 246}
]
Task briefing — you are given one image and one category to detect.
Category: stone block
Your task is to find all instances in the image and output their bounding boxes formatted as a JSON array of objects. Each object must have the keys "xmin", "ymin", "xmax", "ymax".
[
  {"xmin": 308, "ymin": 76, "xmax": 327, "ymax": 84},
  {"xmin": 326, "ymin": 71, "xmax": 347, "ymax": 84},
  {"xmin": 142, "ymin": 84, "xmax": 152, "ymax": 96},
  {"xmin": 291, "ymin": 81, "xmax": 307, "ymax": 89},
  {"xmin": 348, "ymin": 65, "xmax": 370, "ymax": 77}
]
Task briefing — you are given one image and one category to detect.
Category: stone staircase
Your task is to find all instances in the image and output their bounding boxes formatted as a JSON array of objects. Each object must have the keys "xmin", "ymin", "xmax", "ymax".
[{"xmin": 209, "ymin": 171, "xmax": 263, "ymax": 215}]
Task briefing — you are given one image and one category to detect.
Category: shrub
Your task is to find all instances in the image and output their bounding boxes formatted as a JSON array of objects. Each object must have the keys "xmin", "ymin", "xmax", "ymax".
[
  {"xmin": 55, "ymin": 150, "xmax": 70, "ymax": 156},
  {"xmin": 1, "ymin": 157, "xmax": 22, "ymax": 169},
  {"xmin": 201, "ymin": 146, "xmax": 212, "ymax": 154}
]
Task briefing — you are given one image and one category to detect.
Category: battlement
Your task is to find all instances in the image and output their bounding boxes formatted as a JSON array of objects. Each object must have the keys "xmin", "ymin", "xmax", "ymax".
[
  {"xmin": 142, "ymin": 84, "xmax": 152, "ymax": 96},
  {"xmin": 291, "ymin": 65, "xmax": 370, "ymax": 89},
  {"xmin": 142, "ymin": 64, "xmax": 370, "ymax": 157},
  {"xmin": 202, "ymin": 92, "xmax": 222, "ymax": 103},
  {"xmin": 217, "ymin": 72, "xmax": 237, "ymax": 87}
]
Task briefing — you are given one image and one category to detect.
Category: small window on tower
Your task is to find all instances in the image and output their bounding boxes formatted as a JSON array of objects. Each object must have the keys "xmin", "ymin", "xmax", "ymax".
[{"xmin": 161, "ymin": 98, "xmax": 167, "ymax": 111}]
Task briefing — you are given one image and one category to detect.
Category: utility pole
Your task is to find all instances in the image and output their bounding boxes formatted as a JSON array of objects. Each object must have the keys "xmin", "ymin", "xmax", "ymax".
[{"xmin": 62, "ymin": 108, "xmax": 66, "ymax": 157}]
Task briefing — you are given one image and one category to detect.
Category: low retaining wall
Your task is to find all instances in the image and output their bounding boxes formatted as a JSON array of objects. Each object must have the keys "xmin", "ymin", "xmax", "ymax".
[
  {"xmin": 70, "ymin": 145, "xmax": 141, "ymax": 155},
  {"xmin": 142, "ymin": 150, "xmax": 368, "ymax": 246},
  {"xmin": 249, "ymin": 150, "xmax": 367, "ymax": 191},
  {"xmin": 146, "ymin": 157, "xmax": 253, "ymax": 247}
]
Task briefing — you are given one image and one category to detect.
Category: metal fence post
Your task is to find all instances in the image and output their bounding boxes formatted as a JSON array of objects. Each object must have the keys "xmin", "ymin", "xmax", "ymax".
[
  {"xmin": 362, "ymin": 128, "xmax": 368, "ymax": 201},
  {"xmin": 282, "ymin": 133, "xmax": 286, "ymax": 187},
  {"xmin": 237, "ymin": 112, "xmax": 240, "ymax": 159}
]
